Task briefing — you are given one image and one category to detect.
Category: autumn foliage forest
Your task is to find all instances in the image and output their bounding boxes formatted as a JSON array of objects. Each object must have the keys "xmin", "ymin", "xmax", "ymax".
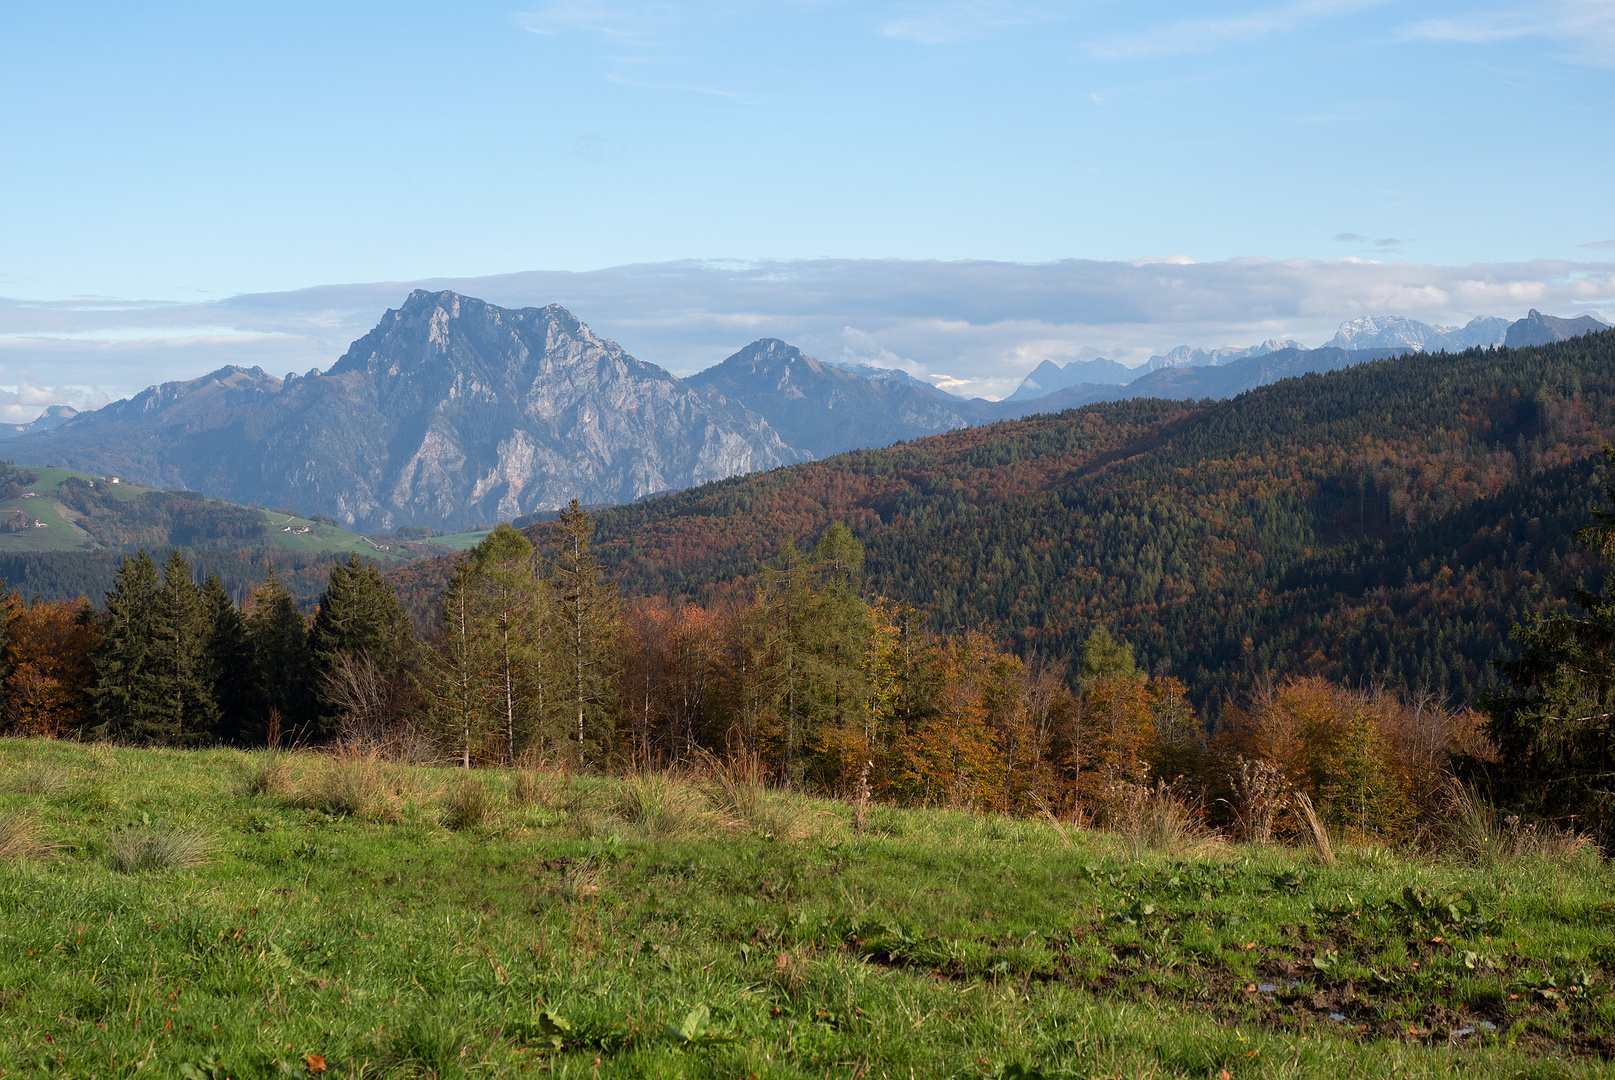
[{"xmin": 5, "ymin": 331, "xmax": 1615, "ymax": 845}]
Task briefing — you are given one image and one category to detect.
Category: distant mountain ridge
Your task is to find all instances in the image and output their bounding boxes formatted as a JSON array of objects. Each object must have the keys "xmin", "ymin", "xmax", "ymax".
[
  {"xmin": 6, "ymin": 293, "xmax": 1610, "ymax": 530},
  {"xmin": 1000, "ymin": 309, "xmax": 1605, "ymax": 402},
  {"xmin": 3, "ymin": 292, "xmax": 804, "ymax": 531},
  {"xmin": 1005, "ymin": 357, "xmax": 1134, "ymax": 401},
  {"xmin": 686, "ymin": 339, "xmax": 991, "ymax": 457},
  {"xmin": 1504, "ymin": 309, "xmax": 1610, "ymax": 347},
  {"xmin": 1326, "ymin": 314, "xmax": 1509, "ymax": 353}
]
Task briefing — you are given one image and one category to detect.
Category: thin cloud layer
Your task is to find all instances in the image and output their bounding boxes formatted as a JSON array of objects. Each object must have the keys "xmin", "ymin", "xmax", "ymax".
[
  {"xmin": 1400, "ymin": 0, "xmax": 1615, "ymax": 67},
  {"xmin": 0, "ymin": 257, "xmax": 1611, "ymax": 413}
]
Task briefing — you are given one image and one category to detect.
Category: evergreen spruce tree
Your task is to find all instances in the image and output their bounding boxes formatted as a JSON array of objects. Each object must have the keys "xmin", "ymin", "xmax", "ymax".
[
  {"xmin": 308, "ymin": 553, "xmax": 416, "ymax": 740},
  {"xmin": 88, "ymin": 549, "xmax": 163, "ymax": 741},
  {"xmin": 202, "ymin": 573, "xmax": 257, "ymax": 744},
  {"xmin": 150, "ymin": 550, "xmax": 218, "ymax": 745},
  {"xmin": 248, "ymin": 568, "xmax": 314, "ymax": 745},
  {"xmin": 1482, "ymin": 445, "xmax": 1615, "ymax": 842},
  {"xmin": 546, "ymin": 501, "xmax": 619, "ymax": 766}
]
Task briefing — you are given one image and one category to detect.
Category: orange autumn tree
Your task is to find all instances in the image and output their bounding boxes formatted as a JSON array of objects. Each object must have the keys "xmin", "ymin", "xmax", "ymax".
[
  {"xmin": 892, "ymin": 629, "xmax": 1003, "ymax": 809},
  {"xmin": 3, "ymin": 596, "xmax": 99, "ymax": 738},
  {"xmin": 1235, "ymin": 676, "xmax": 1416, "ymax": 839}
]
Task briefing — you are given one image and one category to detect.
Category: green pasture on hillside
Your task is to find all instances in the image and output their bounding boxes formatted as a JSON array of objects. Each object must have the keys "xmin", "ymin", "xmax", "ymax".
[
  {"xmin": 0, "ymin": 463, "xmax": 403, "ymax": 562},
  {"xmin": 259, "ymin": 512, "xmax": 405, "ymax": 562},
  {"xmin": 426, "ymin": 529, "xmax": 495, "ymax": 552},
  {"xmin": 2, "ymin": 738, "xmax": 1613, "ymax": 1078},
  {"xmin": 0, "ymin": 467, "xmax": 145, "ymax": 553}
]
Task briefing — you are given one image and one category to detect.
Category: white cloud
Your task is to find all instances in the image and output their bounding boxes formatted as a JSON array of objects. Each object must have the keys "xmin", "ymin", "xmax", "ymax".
[
  {"xmin": 1, "ymin": 256, "xmax": 1611, "ymax": 408},
  {"xmin": 1084, "ymin": 0, "xmax": 1380, "ymax": 60},
  {"xmin": 1400, "ymin": 0, "xmax": 1615, "ymax": 67},
  {"xmin": 880, "ymin": 1, "xmax": 1047, "ymax": 45}
]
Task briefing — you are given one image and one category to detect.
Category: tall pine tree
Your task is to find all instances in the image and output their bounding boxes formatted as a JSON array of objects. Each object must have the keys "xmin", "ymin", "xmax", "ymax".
[
  {"xmin": 202, "ymin": 573, "xmax": 257, "ymax": 744},
  {"xmin": 309, "ymin": 554, "xmax": 416, "ymax": 741},
  {"xmin": 1482, "ymin": 445, "xmax": 1615, "ymax": 843},
  {"xmin": 88, "ymin": 549, "xmax": 163, "ymax": 742},
  {"xmin": 149, "ymin": 550, "xmax": 217, "ymax": 745},
  {"xmin": 247, "ymin": 568, "xmax": 313, "ymax": 745}
]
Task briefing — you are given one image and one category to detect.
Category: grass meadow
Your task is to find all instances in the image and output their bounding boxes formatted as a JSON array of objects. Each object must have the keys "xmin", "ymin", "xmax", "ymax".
[{"xmin": 1, "ymin": 736, "xmax": 1613, "ymax": 1078}]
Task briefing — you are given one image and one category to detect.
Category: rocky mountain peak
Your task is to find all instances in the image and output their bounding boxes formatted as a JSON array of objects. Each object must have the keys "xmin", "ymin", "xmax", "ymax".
[
  {"xmin": 1504, "ymin": 309, "xmax": 1609, "ymax": 348},
  {"xmin": 724, "ymin": 338, "xmax": 824, "ymax": 378}
]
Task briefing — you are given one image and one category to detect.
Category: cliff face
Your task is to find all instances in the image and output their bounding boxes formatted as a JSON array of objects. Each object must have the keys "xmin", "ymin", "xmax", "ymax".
[
  {"xmin": 687, "ymin": 338, "xmax": 990, "ymax": 458},
  {"xmin": 7, "ymin": 291, "xmax": 805, "ymax": 530}
]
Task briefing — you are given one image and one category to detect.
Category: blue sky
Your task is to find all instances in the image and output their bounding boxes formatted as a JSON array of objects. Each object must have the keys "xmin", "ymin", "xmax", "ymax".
[{"xmin": 0, "ymin": 1, "xmax": 1612, "ymax": 412}]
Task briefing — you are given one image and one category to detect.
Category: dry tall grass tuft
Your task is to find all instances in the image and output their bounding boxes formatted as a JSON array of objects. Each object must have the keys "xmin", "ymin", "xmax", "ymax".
[
  {"xmin": 235, "ymin": 749, "xmax": 291, "ymax": 798},
  {"xmin": 1033, "ymin": 795, "xmax": 1074, "ymax": 849},
  {"xmin": 1292, "ymin": 791, "xmax": 1337, "ymax": 866},
  {"xmin": 441, "ymin": 774, "xmax": 497, "ymax": 831},
  {"xmin": 281, "ymin": 747, "xmax": 415, "ymax": 822},
  {"xmin": 1445, "ymin": 782, "xmax": 1600, "ymax": 864},
  {"xmin": 851, "ymin": 760, "xmax": 873, "ymax": 837},
  {"xmin": 698, "ymin": 752, "xmax": 819, "ymax": 841},
  {"xmin": 1228, "ymin": 756, "xmax": 1290, "ymax": 844},
  {"xmin": 1105, "ymin": 776, "xmax": 1214, "ymax": 857},
  {"xmin": 0, "ymin": 810, "xmax": 53, "ymax": 863},
  {"xmin": 14, "ymin": 765, "xmax": 74, "ymax": 794},
  {"xmin": 106, "ymin": 826, "xmax": 214, "ymax": 872},
  {"xmin": 512, "ymin": 768, "xmax": 545, "ymax": 808},
  {"xmin": 700, "ymin": 751, "xmax": 764, "ymax": 822},
  {"xmin": 512, "ymin": 760, "xmax": 583, "ymax": 813},
  {"xmin": 613, "ymin": 772, "xmax": 712, "ymax": 841}
]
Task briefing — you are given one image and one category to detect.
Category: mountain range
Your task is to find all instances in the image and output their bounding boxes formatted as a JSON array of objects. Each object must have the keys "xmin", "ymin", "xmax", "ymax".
[
  {"xmin": 997, "ymin": 311, "xmax": 1606, "ymax": 401},
  {"xmin": 1, "ymin": 291, "xmax": 1608, "ymax": 531}
]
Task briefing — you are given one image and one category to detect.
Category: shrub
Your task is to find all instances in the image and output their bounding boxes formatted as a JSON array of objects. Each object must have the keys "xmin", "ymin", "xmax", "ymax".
[
  {"xmin": 106, "ymin": 826, "xmax": 213, "ymax": 872},
  {"xmin": 1227, "ymin": 756, "xmax": 1289, "ymax": 843},
  {"xmin": 441, "ymin": 774, "xmax": 496, "ymax": 831}
]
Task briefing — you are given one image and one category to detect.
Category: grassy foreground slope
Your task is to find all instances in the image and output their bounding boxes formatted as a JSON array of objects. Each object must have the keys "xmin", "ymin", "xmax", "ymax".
[{"xmin": 3, "ymin": 738, "xmax": 1613, "ymax": 1079}]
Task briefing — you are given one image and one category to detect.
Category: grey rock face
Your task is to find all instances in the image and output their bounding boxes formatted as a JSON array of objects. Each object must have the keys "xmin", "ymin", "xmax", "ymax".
[
  {"xmin": 5, "ymin": 292, "xmax": 804, "ymax": 531},
  {"xmin": 1503, "ymin": 309, "xmax": 1610, "ymax": 348}
]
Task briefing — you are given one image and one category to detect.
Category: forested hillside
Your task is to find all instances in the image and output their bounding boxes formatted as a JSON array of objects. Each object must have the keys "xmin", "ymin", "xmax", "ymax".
[{"xmin": 554, "ymin": 329, "xmax": 1615, "ymax": 711}]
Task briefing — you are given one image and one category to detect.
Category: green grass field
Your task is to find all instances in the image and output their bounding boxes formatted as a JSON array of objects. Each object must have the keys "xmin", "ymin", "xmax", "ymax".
[
  {"xmin": 424, "ymin": 530, "xmax": 494, "ymax": 552},
  {"xmin": 2, "ymin": 738, "xmax": 1612, "ymax": 1079},
  {"xmin": 260, "ymin": 513, "xmax": 406, "ymax": 562}
]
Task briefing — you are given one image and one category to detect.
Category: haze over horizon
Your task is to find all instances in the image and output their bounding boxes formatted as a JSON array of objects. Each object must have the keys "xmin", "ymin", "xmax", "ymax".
[{"xmin": 2, "ymin": 2, "xmax": 1612, "ymax": 417}]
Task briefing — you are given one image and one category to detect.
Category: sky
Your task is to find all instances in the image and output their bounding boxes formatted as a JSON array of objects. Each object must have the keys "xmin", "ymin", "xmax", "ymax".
[{"xmin": 1, "ymin": 1, "xmax": 1613, "ymax": 415}]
